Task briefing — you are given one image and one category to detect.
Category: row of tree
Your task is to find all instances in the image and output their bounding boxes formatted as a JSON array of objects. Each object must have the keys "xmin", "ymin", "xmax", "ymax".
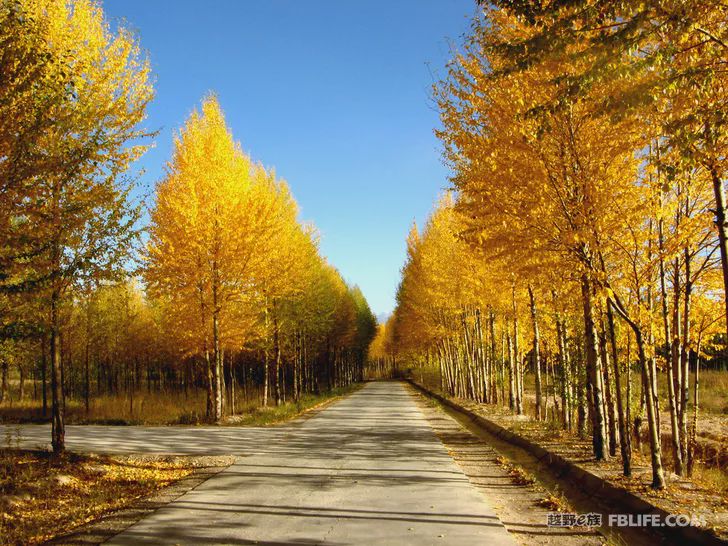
[
  {"xmin": 384, "ymin": 1, "xmax": 727, "ymax": 490},
  {"xmin": 0, "ymin": 0, "xmax": 376, "ymax": 453},
  {"xmin": 144, "ymin": 95, "xmax": 376, "ymax": 422}
]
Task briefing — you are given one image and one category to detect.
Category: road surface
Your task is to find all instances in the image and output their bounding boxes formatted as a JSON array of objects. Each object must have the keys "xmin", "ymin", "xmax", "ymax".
[{"xmin": 5, "ymin": 382, "xmax": 515, "ymax": 545}]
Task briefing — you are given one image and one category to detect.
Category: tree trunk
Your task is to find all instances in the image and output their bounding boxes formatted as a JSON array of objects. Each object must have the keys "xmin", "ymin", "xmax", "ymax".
[
  {"xmin": 0, "ymin": 359, "xmax": 8, "ymax": 404},
  {"xmin": 626, "ymin": 328, "xmax": 635, "ymax": 452},
  {"xmin": 489, "ymin": 310, "xmax": 498, "ymax": 404},
  {"xmin": 608, "ymin": 288, "xmax": 664, "ymax": 488},
  {"xmin": 461, "ymin": 312, "xmax": 477, "ymax": 400},
  {"xmin": 507, "ymin": 331, "xmax": 515, "ymax": 410},
  {"xmin": 293, "ymin": 330, "xmax": 300, "ymax": 402},
  {"xmin": 512, "ymin": 282, "xmax": 523, "ymax": 414},
  {"xmin": 204, "ymin": 350, "xmax": 213, "ymax": 419},
  {"xmin": 607, "ymin": 302, "xmax": 631, "ymax": 476},
  {"xmin": 199, "ymin": 282, "xmax": 213, "ymax": 420},
  {"xmin": 581, "ymin": 274, "xmax": 608, "ymax": 460},
  {"xmin": 479, "ymin": 312, "xmax": 488, "ymax": 403},
  {"xmin": 709, "ymin": 162, "xmax": 728, "ymax": 341},
  {"xmin": 41, "ymin": 336, "xmax": 48, "ymax": 417},
  {"xmin": 668, "ymin": 258, "xmax": 684, "ymax": 475},
  {"xmin": 263, "ymin": 302, "xmax": 270, "ymax": 407},
  {"xmin": 679, "ymin": 246, "xmax": 692, "ymax": 472},
  {"xmin": 229, "ymin": 352, "xmax": 236, "ymax": 415},
  {"xmin": 599, "ymin": 319, "xmax": 618, "ymax": 456},
  {"xmin": 220, "ymin": 349, "xmax": 227, "ymax": 416},
  {"xmin": 687, "ymin": 332, "xmax": 701, "ymax": 477},
  {"xmin": 556, "ymin": 310, "xmax": 571, "ymax": 430},
  {"xmin": 19, "ymin": 366, "xmax": 25, "ymax": 401},
  {"xmin": 574, "ymin": 336, "xmax": 586, "ymax": 438},
  {"xmin": 84, "ymin": 320, "xmax": 90, "ymax": 415},
  {"xmin": 274, "ymin": 311, "xmax": 282, "ymax": 407},
  {"xmin": 637, "ymin": 331, "xmax": 666, "ymax": 489},
  {"xmin": 499, "ymin": 327, "xmax": 506, "ymax": 403},
  {"xmin": 528, "ymin": 285, "xmax": 542, "ymax": 420},
  {"xmin": 50, "ymin": 288, "xmax": 65, "ymax": 454},
  {"xmin": 128, "ymin": 367, "xmax": 134, "ymax": 419},
  {"xmin": 211, "ymin": 312, "xmax": 222, "ymax": 422}
]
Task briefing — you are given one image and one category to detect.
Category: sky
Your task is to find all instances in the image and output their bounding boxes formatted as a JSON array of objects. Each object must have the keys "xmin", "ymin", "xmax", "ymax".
[{"xmin": 104, "ymin": 0, "xmax": 477, "ymax": 318}]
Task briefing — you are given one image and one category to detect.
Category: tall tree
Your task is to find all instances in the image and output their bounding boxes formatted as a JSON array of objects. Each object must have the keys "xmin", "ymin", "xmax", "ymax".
[{"xmin": 0, "ymin": 0, "xmax": 153, "ymax": 453}]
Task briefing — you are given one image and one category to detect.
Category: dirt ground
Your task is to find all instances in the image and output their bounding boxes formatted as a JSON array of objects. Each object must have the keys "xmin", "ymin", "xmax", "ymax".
[
  {"xmin": 0, "ymin": 452, "xmax": 234, "ymax": 546},
  {"xmin": 45, "ymin": 455, "xmax": 235, "ymax": 545}
]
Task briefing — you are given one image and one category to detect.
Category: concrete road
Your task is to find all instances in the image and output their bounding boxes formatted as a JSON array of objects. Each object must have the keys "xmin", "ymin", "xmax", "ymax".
[{"xmin": 6, "ymin": 382, "xmax": 515, "ymax": 545}]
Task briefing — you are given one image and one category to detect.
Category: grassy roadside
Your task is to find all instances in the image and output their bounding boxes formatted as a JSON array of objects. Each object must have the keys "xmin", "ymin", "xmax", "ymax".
[
  {"xmin": 222, "ymin": 383, "xmax": 363, "ymax": 426},
  {"xmin": 0, "ymin": 383, "xmax": 363, "ymax": 426}
]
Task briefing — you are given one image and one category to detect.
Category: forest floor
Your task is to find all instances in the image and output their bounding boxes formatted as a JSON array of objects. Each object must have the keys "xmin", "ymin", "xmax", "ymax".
[
  {"xmin": 414, "ymin": 369, "xmax": 728, "ymax": 471},
  {"xmin": 515, "ymin": 390, "xmax": 728, "ymax": 472},
  {"xmin": 0, "ymin": 449, "xmax": 234, "ymax": 546},
  {"xmin": 523, "ymin": 370, "xmax": 728, "ymax": 469},
  {"xmin": 412, "ymin": 379, "xmax": 728, "ymax": 542}
]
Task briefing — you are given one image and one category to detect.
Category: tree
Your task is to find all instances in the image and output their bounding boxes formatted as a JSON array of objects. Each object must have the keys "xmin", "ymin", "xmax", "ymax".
[
  {"xmin": 0, "ymin": 0, "xmax": 153, "ymax": 453},
  {"xmin": 486, "ymin": 0, "xmax": 728, "ymax": 342},
  {"xmin": 146, "ymin": 95, "xmax": 265, "ymax": 421},
  {"xmin": 385, "ymin": 4, "xmax": 727, "ymax": 490},
  {"xmin": 144, "ymin": 95, "xmax": 371, "ymax": 420}
]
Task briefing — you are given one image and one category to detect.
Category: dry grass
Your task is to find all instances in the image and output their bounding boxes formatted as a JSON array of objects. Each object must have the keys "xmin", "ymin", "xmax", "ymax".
[
  {"xmin": 691, "ymin": 464, "xmax": 728, "ymax": 496},
  {"xmin": 223, "ymin": 384, "xmax": 362, "ymax": 426},
  {"xmin": 0, "ymin": 384, "xmax": 358, "ymax": 426},
  {"xmin": 0, "ymin": 449, "xmax": 197, "ymax": 546},
  {"xmin": 415, "ymin": 365, "xmax": 728, "ymax": 470},
  {"xmin": 654, "ymin": 370, "xmax": 728, "ymax": 416},
  {"xmin": 0, "ymin": 389, "xmax": 210, "ymax": 425},
  {"xmin": 694, "ymin": 370, "xmax": 728, "ymax": 416},
  {"xmin": 82, "ymin": 390, "xmax": 212, "ymax": 425}
]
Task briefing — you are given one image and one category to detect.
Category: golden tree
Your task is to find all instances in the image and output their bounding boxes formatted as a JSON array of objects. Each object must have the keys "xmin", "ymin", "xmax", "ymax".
[{"xmin": 0, "ymin": 0, "xmax": 153, "ymax": 452}]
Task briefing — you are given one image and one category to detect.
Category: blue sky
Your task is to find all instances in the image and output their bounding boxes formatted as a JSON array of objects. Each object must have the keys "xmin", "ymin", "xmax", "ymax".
[{"xmin": 104, "ymin": 0, "xmax": 476, "ymax": 317}]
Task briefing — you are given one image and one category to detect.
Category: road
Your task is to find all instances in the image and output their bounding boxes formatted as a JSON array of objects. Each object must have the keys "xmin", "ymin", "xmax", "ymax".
[{"xmin": 5, "ymin": 382, "xmax": 515, "ymax": 545}]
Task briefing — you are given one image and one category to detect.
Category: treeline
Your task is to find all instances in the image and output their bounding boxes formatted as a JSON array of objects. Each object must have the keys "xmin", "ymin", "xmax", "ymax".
[
  {"xmin": 2, "ymin": 266, "xmax": 374, "ymax": 419},
  {"xmin": 387, "ymin": 2, "xmax": 727, "ymax": 491},
  {"xmin": 144, "ymin": 96, "xmax": 376, "ymax": 423},
  {"xmin": 366, "ymin": 322, "xmax": 398, "ymax": 380},
  {"xmin": 0, "ymin": 0, "xmax": 376, "ymax": 452}
]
